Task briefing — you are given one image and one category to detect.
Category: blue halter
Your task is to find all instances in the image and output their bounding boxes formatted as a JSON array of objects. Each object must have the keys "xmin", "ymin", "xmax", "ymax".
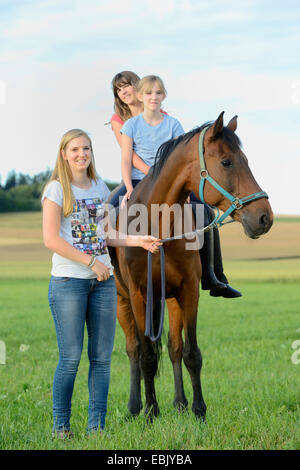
[{"xmin": 198, "ymin": 126, "xmax": 268, "ymax": 226}]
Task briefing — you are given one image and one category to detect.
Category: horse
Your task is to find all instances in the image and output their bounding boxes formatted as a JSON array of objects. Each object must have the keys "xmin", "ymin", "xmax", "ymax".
[{"xmin": 108, "ymin": 112, "xmax": 273, "ymax": 422}]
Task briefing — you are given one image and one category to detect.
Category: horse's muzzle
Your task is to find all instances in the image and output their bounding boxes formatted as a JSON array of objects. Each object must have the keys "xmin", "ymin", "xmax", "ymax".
[{"xmin": 240, "ymin": 204, "xmax": 273, "ymax": 239}]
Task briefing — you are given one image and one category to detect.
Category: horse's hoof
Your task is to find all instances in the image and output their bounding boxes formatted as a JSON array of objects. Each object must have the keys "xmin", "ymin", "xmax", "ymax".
[
  {"xmin": 124, "ymin": 412, "xmax": 139, "ymax": 422},
  {"xmin": 127, "ymin": 400, "xmax": 143, "ymax": 418},
  {"xmin": 173, "ymin": 399, "xmax": 188, "ymax": 413},
  {"xmin": 192, "ymin": 403, "xmax": 206, "ymax": 422},
  {"xmin": 145, "ymin": 403, "xmax": 160, "ymax": 423}
]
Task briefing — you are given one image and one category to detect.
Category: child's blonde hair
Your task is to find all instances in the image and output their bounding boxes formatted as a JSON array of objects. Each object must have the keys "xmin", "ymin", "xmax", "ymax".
[
  {"xmin": 47, "ymin": 129, "xmax": 98, "ymax": 217},
  {"xmin": 136, "ymin": 75, "xmax": 167, "ymax": 98}
]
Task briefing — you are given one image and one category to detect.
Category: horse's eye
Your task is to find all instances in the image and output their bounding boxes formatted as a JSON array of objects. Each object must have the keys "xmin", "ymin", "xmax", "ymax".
[{"xmin": 221, "ymin": 159, "xmax": 233, "ymax": 168}]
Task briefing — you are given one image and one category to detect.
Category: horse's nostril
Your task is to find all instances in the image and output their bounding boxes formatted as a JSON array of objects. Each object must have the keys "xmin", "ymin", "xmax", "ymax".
[{"xmin": 259, "ymin": 213, "xmax": 269, "ymax": 228}]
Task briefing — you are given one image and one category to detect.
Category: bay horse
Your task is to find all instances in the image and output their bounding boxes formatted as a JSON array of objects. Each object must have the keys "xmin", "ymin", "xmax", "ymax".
[{"xmin": 108, "ymin": 112, "xmax": 273, "ymax": 421}]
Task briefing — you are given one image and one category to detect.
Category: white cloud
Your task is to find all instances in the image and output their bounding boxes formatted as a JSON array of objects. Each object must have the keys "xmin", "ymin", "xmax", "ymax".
[
  {"xmin": 165, "ymin": 69, "xmax": 296, "ymax": 113},
  {"xmin": 0, "ymin": 0, "xmax": 263, "ymax": 45},
  {"xmin": 236, "ymin": 119, "xmax": 300, "ymax": 215}
]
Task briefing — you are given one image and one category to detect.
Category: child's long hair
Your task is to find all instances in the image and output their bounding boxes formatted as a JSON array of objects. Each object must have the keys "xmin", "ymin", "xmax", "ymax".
[
  {"xmin": 111, "ymin": 71, "xmax": 140, "ymax": 122},
  {"xmin": 47, "ymin": 129, "xmax": 98, "ymax": 217}
]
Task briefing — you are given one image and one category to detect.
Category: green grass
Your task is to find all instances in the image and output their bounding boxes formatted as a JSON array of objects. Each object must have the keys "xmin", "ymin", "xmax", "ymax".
[
  {"xmin": 225, "ymin": 259, "xmax": 300, "ymax": 283},
  {"xmin": 274, "ymin": 217, "xmax": 300, "ymax": 223},
  {"xmin": 0, "ymin": 212, "xmax": 299, "ymax": 449},
  {"xmin": 0, "ymin": 258, "xmax": 299, "ymax": 283},
  {"xmin": 0, "ymin": 278, "xmax": 299, "ymax": 450}
]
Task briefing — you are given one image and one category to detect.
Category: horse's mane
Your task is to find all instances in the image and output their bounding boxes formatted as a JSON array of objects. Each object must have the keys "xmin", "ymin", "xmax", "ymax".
[{"xmin": 151, "ymin": 121, "xmax": 242, "ymax": 179}]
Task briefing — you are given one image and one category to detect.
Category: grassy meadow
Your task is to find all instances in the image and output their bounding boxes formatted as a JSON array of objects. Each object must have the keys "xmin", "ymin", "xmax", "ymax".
[{"xmin": 0, "ymin": 212, "xmax": 299, "ymax": 450}]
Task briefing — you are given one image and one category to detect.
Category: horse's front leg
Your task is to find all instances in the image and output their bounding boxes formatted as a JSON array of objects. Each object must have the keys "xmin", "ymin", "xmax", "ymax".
[
  {"xmin": 117, "ymin": 293, "xmax": 142, "ymax": 416},
  {"xmin": 179, "ymin": 283, "xmax": 206, "ymax": 421},
  {"xmin": 166, "ymin": 298, "xmax": 188, "ymax": 411},
  {"xmin": 130, "ymin": 288, "xmax": 160, "ymax": 422}
]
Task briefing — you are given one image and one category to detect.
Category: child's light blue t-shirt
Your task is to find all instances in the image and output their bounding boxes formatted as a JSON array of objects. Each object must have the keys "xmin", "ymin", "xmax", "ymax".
[{"xmin": 120, "ymin": 114, "xmax": 184, "ymax": 180}]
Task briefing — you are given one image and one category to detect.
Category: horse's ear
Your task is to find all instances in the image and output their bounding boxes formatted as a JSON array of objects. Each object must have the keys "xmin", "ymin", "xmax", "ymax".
[
  {"xmin": 227, "ymin": 115, "xmax": 238, "ymax": 132},
  {"xmin": 212, "ymin": 111, "xmax": 224, "ymax": 138}
]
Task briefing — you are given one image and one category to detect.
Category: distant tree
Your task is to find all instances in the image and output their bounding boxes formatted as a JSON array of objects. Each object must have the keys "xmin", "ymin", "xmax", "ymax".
[
  {"xmin": 17, "ymin": 173, "xmax": 32, "ymax": 186},
  {"xmin": 0, "ymin": 188, "xmax": 11, "ymax": 211},
  {"xmin": 0, "ymin": 170, "xmax": 120, "ymax": 212},
  {"xmin": 105, "ymin": 181, "xmax": 120, "ymax": 191},
  {"xmin": 32, "ymin": 169, "xmax": 52, "ymax": 185},
  {"xmin": 4, "ymin": 170, "xmax": 17, "ymax": 190}
]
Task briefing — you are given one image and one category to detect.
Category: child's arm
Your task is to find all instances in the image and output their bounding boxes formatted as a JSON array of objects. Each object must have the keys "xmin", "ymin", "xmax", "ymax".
[
  {"xmin": 111, "ymin": 120, "xmax": 123, "ymax": 146},
  {"xmin": 112, "ymin": 120, "xmax": 149, "ymax": 175},
  {"xmin": 133, "ymin": 155, "xmax": 150, "ymax": 175},
  {"xmin": 121, "ymin": 133, "xmax": 134, "ymax": 206}
]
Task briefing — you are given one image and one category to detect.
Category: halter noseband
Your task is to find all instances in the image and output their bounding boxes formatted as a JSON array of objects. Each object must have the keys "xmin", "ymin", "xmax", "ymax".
[{"xmin": 198, "ymin": 126, "xmax": 268, "ymax": 226}]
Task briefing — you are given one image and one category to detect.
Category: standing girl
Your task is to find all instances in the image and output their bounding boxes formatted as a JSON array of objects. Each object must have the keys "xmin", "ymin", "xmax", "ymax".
[{"xmin": 42, "ymin": 128, "xmax": 160, "ymax": 438}]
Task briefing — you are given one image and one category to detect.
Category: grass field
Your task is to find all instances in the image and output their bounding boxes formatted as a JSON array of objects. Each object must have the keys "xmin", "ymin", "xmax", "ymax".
[{"xmin": 0, "ymin": 212, "xmax": 299, "ymax": 450}]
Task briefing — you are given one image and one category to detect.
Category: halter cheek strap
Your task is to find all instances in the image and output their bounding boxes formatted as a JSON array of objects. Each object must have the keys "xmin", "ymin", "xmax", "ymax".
[{"xmin": 198, "ymin": 126, "xmax": 268, "ymax": 226}]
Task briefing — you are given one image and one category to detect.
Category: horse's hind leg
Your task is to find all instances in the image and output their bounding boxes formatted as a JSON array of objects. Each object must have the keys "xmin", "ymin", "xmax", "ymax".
[
  {"xmin": 167, "ymin": 298, "xmax": 188, "ymax": 411},
  {"xmin": 179, "ymin": 287, "xmax": 206, "ymax": 421},
  {"xmin": 117, "ymin": 294, "xmax": 142, "ymax": 416}
]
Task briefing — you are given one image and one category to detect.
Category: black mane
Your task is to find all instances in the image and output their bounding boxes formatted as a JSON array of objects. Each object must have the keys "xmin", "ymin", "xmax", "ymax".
[{"xmin": 151, "ymin": 121, "xmax": 242, "ymax": 179}]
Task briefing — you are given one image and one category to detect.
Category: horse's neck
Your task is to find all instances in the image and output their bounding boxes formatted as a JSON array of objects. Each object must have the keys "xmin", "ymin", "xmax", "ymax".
[
  {"xmin": 147, "ymin": 147, "xmax": 193, "ymax": 239},
  {"xmin": 148, "ymin": 149, "xmax": 191, "ymax": 206}
]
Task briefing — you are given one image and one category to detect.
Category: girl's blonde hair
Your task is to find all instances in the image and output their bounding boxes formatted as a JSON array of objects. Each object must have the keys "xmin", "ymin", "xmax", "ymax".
[
  {"xmin": 48, "ymin": 129, "xmax": 98, "ymax": 217},
  {"xmin": 111, "ymin": 71, "xmax": 140, "ymax": 122},
  {"xmin": 136, "ymin": 75, "xmax": 167, "ymax": 98}
]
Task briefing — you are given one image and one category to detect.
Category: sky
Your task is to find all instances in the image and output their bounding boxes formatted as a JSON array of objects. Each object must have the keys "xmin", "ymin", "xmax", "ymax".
[{"xmin": 0, "ymin": 0, "xmax": 299, "ymax": 214}]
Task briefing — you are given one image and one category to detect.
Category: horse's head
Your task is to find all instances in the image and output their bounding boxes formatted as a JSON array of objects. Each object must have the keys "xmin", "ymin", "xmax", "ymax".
[{"xmin": 191, "ymin": 112, "xmax": 273, "ymax": 239}]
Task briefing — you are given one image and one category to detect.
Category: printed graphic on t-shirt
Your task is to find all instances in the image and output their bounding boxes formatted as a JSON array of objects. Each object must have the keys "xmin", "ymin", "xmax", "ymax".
[{"xmin": 71, "ymin": 198, "xmax": 107, "ymax": 256}]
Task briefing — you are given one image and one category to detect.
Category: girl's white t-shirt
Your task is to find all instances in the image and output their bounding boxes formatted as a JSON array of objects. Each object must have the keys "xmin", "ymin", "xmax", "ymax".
[{"xmin": 42, "ymin": 179, "xmax": 114, "ymax": 279}]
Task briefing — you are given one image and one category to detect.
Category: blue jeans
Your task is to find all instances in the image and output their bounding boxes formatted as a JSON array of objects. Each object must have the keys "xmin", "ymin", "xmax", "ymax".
[
  {"xmin": 48, "ymin": 275, "xmax": 117, "ymax": 432},
  {"xmin": 109, "ymin": 179, "xmax": 141, "ymax": 208}
]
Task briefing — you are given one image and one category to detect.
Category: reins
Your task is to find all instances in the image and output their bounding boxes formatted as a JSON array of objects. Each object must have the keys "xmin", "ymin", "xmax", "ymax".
[{"xmin": 145, "ymin": 126, "xmax": 269, "ymax": 342}]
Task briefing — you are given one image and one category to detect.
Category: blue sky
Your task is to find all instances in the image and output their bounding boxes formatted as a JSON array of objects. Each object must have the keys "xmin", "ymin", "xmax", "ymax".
[{"xmin": 0, "ymin": 0, "xmax": 299, "ymax": 214}]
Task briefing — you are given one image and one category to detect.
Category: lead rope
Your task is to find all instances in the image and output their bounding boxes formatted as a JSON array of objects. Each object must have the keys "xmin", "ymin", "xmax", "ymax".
[
  {"xmin": 145, "ymin": 245, "xmax": 166, "ymax": 342},
  {"xmin": 144, "ymin": 217, "xmax": 228, "ymax": 342}
]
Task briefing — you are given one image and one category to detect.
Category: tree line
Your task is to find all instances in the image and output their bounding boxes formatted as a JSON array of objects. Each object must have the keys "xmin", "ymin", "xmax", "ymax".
[{"xmin": 0, "ymin": 170, "xmax": 119, "ymax": 213}]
